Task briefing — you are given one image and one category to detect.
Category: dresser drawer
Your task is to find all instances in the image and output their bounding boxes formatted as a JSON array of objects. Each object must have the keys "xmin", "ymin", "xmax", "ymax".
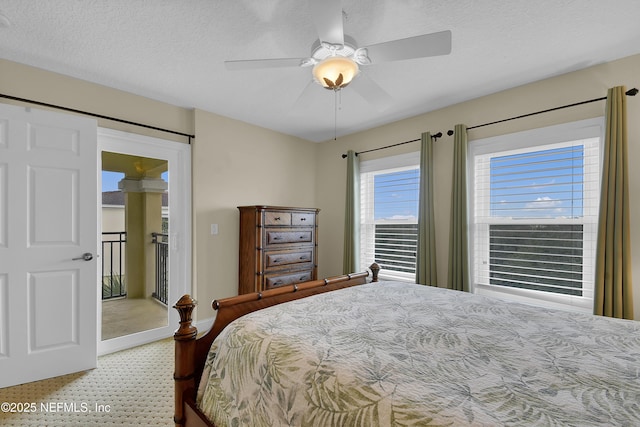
[
  {"xmin": 265, "ymin": 270, "xmax": 313, "ymax": 289},
  {"xmin": 264, "ymin": 211, "xmax": 291, "ymax": 226},
  {"xmin": 266, "ymin": 229, "xmax": 313, "ymax": 245},
  {"xmin": 292, "ymin": 212, "xmax": 315, "ymax": 226},
  {"xmin": 265, "ymin": 249, "xmax": 314, "ymax": 269},
  {"xmin": 238, "ymin": 205, "xmax": 319, "ymax": 295}
]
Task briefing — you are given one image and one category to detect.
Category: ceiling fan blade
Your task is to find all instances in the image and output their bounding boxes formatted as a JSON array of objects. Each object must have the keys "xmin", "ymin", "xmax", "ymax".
[
  {"xmin": 363, "ymin": 30, "xmax": 451, "ymax": 63},
  {"xmin": 350, "ymin": 73, "xmax": 393, "ymax": 111},
  {"xmin": 291, "ymin": 80, "xmax": 318, "ymax": 111},
  {"xmin": 225, "ymin": 58, "xmax": 306, "ymax": 71},
  {"xmin": 308, "ymin": 0, "xmax": 344, "ymax": 46}
]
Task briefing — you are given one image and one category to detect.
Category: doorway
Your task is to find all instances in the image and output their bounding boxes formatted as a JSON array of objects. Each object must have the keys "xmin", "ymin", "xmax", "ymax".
[
  {"xmin": 101, "ymin": 153, "xmax": 168, "ymax": 340},
  {"xmin": 98, "ymin": 129, "xmax": 191, "ymax": 355}
]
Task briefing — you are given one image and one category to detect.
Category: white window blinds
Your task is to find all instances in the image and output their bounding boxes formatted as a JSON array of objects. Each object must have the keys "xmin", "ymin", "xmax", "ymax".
[
  {"xmin": 469, "ymin": 119, "xmax": 603, "ymax": 313},
  {"xmin": 360, "ymin": 152, "xmax": 420, "ymax": 281}
]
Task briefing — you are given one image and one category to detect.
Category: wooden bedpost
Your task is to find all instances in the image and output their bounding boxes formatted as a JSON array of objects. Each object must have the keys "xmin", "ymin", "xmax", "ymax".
[
  {"xmin": 370, "ymin": 262, "xmax": 380, "ymax": 282},
  {"xmin": 173, "ymin": 294, "xmax": 198, "ymax": 427}
]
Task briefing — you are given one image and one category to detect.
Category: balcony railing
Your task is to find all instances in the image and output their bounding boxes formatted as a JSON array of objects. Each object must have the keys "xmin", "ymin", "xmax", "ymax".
[
  {"xmin": 102, "ymin": 231, "xmax": 127, "ymax": 300},
  {"xmin": 374, "ymin": 223, "xmax": 418, "ymax": 275},
  {"xmin": 152, "ymin": 232, "xmax": 169, "ymax": 305},
  {"xmin": 101, "ymin": 231, "xmax": 168, "ymax": 303},
  {"xmin": 488, "ymin": 224, "xmax": 585, "ymax": 296}
]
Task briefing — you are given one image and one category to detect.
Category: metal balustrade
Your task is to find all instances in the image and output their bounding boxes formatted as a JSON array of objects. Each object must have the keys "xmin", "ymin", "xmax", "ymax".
[
  {"xmin": 374, "ymin": 223, "xmax": 418, "ymax": 274},
  {"xmin": 102, "ymin": 231, "xmax": 127, "ymax": 300},
  {"xmin": 101, "ymin": 231, "xmax": 169, "ymax": 304},
  {"xmin": 152, "ymin": 232, "xmax": 169, "ymax": 305}
]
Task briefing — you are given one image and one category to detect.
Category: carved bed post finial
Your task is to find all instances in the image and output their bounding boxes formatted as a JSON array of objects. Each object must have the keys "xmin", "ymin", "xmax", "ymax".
[
  {"xmin": 370, "ymin": 263, "xmax": 380, "ymax": 282},
  {"xmin": 173, "ymin": 295, "xmax": 198, "ymax": 426},
  {"xmin": 174, "ymin": 294, "xmax": 197, "ymax": 340}
]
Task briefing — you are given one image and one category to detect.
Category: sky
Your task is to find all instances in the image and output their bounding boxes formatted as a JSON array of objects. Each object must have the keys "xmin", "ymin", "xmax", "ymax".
[
  {"xmin": 102, "ymin": 171, "xmax": 124, "ymax": 192},
  {"xmin": 374, "ymin": 168, "xmax": 419, "ymax": 222},
  {"xmin": 489, "ymin": 144, "xmax": 586, "ymax": 219},
  {"xmin": 371, "ymin": 141, "xmax": 589, "ymax": 222}
]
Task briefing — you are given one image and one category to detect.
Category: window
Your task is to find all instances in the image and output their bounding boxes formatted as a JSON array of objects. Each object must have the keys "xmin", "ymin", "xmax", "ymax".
[
  {"xmin": 360, "ymin": 152, "xmax": 420, "ymax": 281},
  {"xmin": 469, "ymin": 118, "xmax": 603, "ymax": 313}
]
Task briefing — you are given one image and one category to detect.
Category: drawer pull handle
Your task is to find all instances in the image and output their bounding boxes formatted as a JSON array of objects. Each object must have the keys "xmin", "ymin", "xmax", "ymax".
[
  {"xmin": 299, "ymin": 235, "xmax": 305, "ymax": 239},
  {"xmin": 273, "ymin": 237, "xmax": 282, "ymax": 241},
  {"xmin": 299, "ymin": 276, "xmax": 307, "ymax": 281},
  {"xmin": 274, "ymin": 217, "xmax": 281, "ymax": 221},
  {"xmin": 300, "ymin": 217, "xmax": 306, "ymax": 221},
  {"xmin": 273, "ymin": 258, "xmax": 281, "ymax": 263},
  {"xmin": 274, "ymin": 281, "xmax": 283, "ymax": 286},
  {"xmin": 299, "ymin": 256, "xmax": 308, "ymax": 260}
]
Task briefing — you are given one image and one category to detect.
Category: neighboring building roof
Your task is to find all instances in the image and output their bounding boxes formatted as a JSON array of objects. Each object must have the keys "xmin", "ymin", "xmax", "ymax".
[
  {"xmin": 102, "ymin": 191, "xmax": 168, "ymax": 207},
  {"xmin": 102, "ymin": 191, "xmax": 124, "ymax": 206}
]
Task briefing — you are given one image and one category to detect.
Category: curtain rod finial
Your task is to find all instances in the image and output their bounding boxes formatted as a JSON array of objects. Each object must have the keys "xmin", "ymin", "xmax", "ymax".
[
  {"xmin": 341, "ymin": 154, "xmax": 347, "ymax": 158},
  {"xmin": 447, "ymin": 130, "xmax": 454, "ymax": 136},
  {"xmin": 626, "ymin": 88, "xmax": 638, "ymax": 96}
]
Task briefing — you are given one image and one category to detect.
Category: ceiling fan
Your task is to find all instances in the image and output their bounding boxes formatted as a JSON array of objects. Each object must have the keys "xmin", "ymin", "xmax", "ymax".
[{"xmin": 224, "ymin": 0, "xmax": 452, "ymax": 108}]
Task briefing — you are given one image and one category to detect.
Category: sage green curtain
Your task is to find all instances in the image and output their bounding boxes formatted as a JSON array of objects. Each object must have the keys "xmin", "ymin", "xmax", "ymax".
[
  {"xmin": 416, "ymin": 132, "xmax": 438, "ymax": 286},
  {"xmin": 343, "ymin": 150, "xmax": 360, "ymax": 274},
  {"xmin": 447, "ymin": 124, "xmax": 469, "ymax": 292},
  {"xmin": 594, "ymin": 86, "xmax": 634, "ymax": 319}
]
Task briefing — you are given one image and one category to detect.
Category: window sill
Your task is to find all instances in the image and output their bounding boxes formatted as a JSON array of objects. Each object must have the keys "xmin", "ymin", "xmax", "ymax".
[
  {"xmin": 474, "ymin": 283, "xmax": 593, "ymax": 315},
  {"xmin": 377, "ymin": 273, "xmax": 416, "ymax": 284}
]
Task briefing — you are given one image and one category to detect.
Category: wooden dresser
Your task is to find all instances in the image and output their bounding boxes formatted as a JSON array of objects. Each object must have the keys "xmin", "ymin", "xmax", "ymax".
[{"xmin": 238, "ymin": 205, "xmax": 319, "ymax": 295}]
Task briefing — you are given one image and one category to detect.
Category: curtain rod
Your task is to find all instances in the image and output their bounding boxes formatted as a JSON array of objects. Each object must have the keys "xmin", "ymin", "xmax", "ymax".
[
  {"xmin": 0, "ymin": 93, "xmax": 195, "ymax": 143},
  {"xmin": 341, "ymin": 87, "xmax": 638, "ymax": 158},
  {"xmin": 446, "ymin": 87, "xmax": 638, "ymax": 135},
  {"xmin": 340, "ymin": 132, "xmax": 443, "ymax": 158}
]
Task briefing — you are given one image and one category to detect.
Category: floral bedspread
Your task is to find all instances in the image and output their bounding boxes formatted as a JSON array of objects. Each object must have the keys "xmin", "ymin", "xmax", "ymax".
[{"xmin": 197, "ymin": 282, "xmax": 640, "ymax": 426}]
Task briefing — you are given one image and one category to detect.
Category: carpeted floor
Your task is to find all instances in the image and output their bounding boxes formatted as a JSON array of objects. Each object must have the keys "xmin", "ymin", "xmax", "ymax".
[{"xmin": 0, "ymin": 338, "xmax": 174, "ymax": 426}]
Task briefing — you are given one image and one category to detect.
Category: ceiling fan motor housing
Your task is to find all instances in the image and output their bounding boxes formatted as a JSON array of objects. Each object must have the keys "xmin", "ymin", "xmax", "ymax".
[{"xmin": 310, "ymin": 36, "xmax": 361, "ymax": 89}]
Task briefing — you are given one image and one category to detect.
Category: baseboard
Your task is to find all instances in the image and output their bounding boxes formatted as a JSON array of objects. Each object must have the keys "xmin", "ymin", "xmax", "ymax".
[
  {"xmin": 99, "ymin": 327, "xmax": 173, "ymax": 356},
  {"xmin": 194, "ymin": 317, "xmax": 215, "ymax": 335}
]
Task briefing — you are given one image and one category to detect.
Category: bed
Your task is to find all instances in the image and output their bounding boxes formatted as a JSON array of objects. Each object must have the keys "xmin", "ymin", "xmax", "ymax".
[{"xmin": 173, "ymin": 264, "xmax": 640, "ymax": 426}]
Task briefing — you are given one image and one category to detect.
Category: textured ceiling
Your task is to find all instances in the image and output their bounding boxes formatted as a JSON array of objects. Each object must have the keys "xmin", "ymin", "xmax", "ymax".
[{"xmin": 1, "ymin": 1, "xmax": 640, "ymax": 142}]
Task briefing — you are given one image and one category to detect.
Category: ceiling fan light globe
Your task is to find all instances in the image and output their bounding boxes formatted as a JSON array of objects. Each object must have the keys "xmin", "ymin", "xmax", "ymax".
[{"xmin": 312, "ymin": 56, "xmax": 359, "ymax": 90}]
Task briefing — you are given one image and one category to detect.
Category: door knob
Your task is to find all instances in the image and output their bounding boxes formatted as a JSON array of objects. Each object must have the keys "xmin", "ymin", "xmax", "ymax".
[{"xmin": 72, "ymin": 252, "xmax": 94, "ymax": 261}]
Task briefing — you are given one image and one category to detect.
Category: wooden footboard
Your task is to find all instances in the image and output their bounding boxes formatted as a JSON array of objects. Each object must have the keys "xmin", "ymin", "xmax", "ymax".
[{"xmin": 173, "ymin": 264, "xmax": 379, "ymax": 427}]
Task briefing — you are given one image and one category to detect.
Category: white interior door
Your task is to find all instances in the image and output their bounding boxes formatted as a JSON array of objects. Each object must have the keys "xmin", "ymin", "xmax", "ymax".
[{"xmin": 0, "ymin": 103, "xmax": 98, "ymax": 388}]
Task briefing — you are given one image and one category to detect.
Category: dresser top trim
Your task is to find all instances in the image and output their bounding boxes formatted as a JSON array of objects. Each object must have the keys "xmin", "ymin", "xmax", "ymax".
[{"xmin": 238, "ymin": 205, "xmax": 320, "ymax": 212}]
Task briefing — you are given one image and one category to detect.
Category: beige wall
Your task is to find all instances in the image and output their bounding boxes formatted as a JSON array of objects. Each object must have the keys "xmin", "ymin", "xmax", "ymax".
[
  {"xmin": 315, "ymin": 53, "xmax": 640, "ymax": 317},
  {"xmin": 102, "ymin": 206, "xmax": 125, "ymax": 233},
  {"xmin": 0, "ymin": 59, "xmax": 193, "ymax": 142},
  {"xmin": 191, "ymin": 109, "xmax": 317, "ymax": 317},
  {"xmin": 1, "ymin": 59, "xmax": 318, "ymax": 321},
  {"xmin": 3, "ymin": 53, "xmax": 640, "ymax": 320}
]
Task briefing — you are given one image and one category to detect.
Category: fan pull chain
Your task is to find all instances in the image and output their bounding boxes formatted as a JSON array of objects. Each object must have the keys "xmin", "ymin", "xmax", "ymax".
[
  {"xmin": 334, "ymin": 90, "xmax": 338, "ymax": 140},
  {"xmin": 333, "ymin": 89, "xmax": 343, "ymax": 141}
]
